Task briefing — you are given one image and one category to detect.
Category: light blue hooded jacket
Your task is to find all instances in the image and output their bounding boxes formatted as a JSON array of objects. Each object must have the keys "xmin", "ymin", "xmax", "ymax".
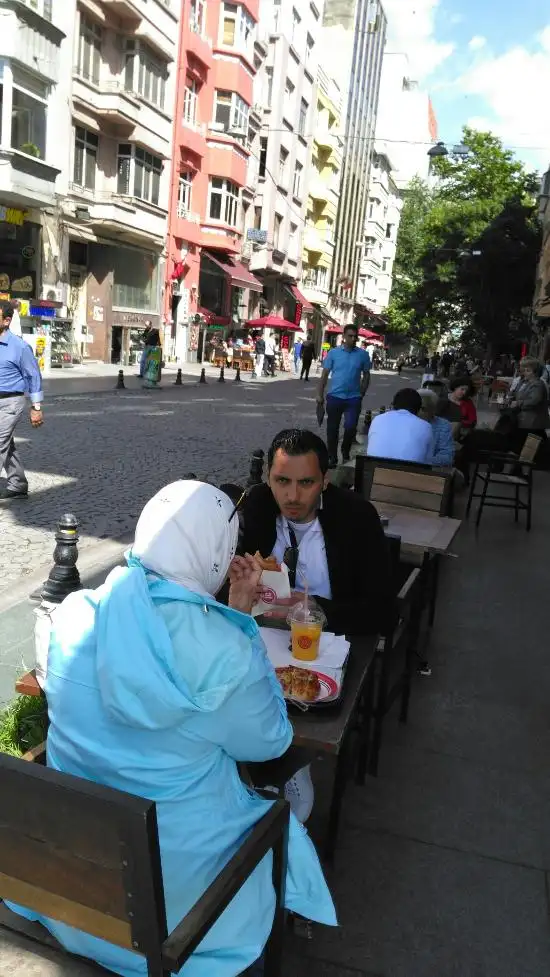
[{"xmin": 10, "ymin": 559, "xmax": 337, "ymax": 976}]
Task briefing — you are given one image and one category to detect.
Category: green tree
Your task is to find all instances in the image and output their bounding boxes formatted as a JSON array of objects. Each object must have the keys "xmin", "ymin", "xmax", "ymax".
[{"xmin": 387, "ymin": 127, "xmax": 540, "ymax": 351}]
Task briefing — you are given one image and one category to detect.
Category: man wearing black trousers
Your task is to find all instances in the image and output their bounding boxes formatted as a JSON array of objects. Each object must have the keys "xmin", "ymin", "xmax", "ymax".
[{"xmin": 300, "ymin": 334, "xmax": 315, "ymax": 380}]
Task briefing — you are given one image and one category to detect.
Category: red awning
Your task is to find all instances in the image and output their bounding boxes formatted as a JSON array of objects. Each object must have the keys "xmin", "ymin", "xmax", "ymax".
[
  {"xmin": 246, "ymin": 314, "xmax": 300, "ymax": 330},
  {"xmin": 325, "ymin": 325, "xmax": 343, "ymax": 334},
  {"xmin": 287, "ymin": 284, "xmax": 314, "ymax": 313},
  {"xmin": 198, "ymin": 307, "xmax": 231, "ymax": 326},
  {"xmin": 203, "ymin": 250, "xmax": 263, "ymax": 292}
]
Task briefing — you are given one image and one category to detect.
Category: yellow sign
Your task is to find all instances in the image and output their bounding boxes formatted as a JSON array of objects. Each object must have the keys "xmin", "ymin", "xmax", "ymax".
[
  {"xmin": 35, "ymin": 337, "xmax": 46, "ymax": 355},
  {"xmin": 0, "ymin": 206, "xmax": 26, "ymax": 226},
  {"xmin": 19, "ymin": 299, "xmax": 29, "ymax": 316}
]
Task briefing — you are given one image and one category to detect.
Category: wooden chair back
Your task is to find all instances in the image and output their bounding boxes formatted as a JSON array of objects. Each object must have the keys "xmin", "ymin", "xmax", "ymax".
[
  {"xmin": 519, "ymin": 434, "xmax": 543, "ymax": 464},
  {"xmin": 355, "ymin": 455, "xmax": 453, "ymax": 516},
  {"xmin": 0, "ymin": 753, "xmax": 167, "ymax": 964}
]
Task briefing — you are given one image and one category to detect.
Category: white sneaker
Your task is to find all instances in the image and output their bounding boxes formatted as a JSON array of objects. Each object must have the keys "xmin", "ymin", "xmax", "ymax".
[{"xmin": 284, "ymin": 764, "xmax": 314, "ymax": 822}]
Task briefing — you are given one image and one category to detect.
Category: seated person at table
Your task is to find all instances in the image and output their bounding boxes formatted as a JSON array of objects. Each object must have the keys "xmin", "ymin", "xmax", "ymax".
[
  {"xmin": 8, "ymin": 480, "xmax": 336, "ymax": 977},
  {"xmin": 417, "ymin": 388, "xmax": 455, "ymax": 466},
  {"xmin": 240, "ymin": 428, "xmax": 393, "ymax": 636},
  {"xmin": 367, "ymin": 388, "xmax": 434, "ymax": 464}
]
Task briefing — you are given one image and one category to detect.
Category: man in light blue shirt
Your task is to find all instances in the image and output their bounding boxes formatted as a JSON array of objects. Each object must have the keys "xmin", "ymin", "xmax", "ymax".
[
  {"xmin": 0, "ymin": 300, "xmax": 44, "ymax": 499},
  {"xmin": 367, "ymin": 388, "xmax": 434, "ymax": 464},
  {"xmin": 317, "ymin": 324, "xmax": 371, "ymax": 466}
]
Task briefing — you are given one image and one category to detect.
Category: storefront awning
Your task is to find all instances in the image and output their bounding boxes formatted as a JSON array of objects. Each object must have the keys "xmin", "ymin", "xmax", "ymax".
[
  {"xmin": 287, "ymin": 284, "xmax": 313, "ymax": 313},
  {"xmin": 198, "ymin": 307, "xmax": 231, "ymax": 326},
  {"xmin": 203, "ymin": 251, "xmax": 263, "ymax": 292}
]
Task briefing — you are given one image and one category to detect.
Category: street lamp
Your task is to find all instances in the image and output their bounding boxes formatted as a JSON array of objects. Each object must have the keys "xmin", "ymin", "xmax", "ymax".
[{"xmin": 427, "ymin": 141, "xmax": 470, "ymax": 159}]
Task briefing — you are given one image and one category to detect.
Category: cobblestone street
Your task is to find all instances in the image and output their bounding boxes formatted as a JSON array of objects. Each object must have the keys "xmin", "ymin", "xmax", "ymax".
[{"xmin": 0, "ymin": 368, "xmax": 406, "ymax": 594}]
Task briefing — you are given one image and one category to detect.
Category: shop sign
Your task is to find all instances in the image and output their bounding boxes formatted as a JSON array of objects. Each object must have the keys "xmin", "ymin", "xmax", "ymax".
[
  {"xmin": 293, "ymin": 302, "xmax": 303, "ymax": 326},
  {"xmin": 30, "ymin": 305, "xmax": 55, "ymax": 317},
  {"xmin": 113, "ymin": 311, "xmax": 158, "ymax": 327},
  {"xmin": 247, "ymin": 229, "xmax": 267, "ymax": 244},
  {"xmin": 0, "ymin": 206, "xmax": 26, "ymax": 226},
  {"xmin": 92, "ymin": 305, "xmax": 104, "ymax": 322},
  {"xmin": 21, "ymin": 246, "xmax": 35, "ymax": 258}
]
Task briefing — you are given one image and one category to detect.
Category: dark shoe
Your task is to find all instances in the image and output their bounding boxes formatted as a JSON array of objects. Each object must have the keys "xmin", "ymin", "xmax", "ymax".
[
  {"xmin": 417, "ymin": 659, "xmax": 432, "ymax": 677},
  {"xmin": 0, "ymin": 487, "xmax": 28, "ymax": 499}
]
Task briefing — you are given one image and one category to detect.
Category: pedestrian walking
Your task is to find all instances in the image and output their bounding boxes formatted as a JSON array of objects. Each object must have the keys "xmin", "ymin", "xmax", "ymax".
[
  {"xmin": 252, "ymin": 334, "xmax": 265, "ymax": 378},
  {"xmin": 316, "ymin": 323, "xmax": 371, "ymax": 466},
  {"xmin": 0, "ymin": 299, "xmax": 44, "ymax": 499},
  {"xmin": 300, "ymin": 334, "xmax": 315, "ymax": 381},
  {"xmin": 264, "ymin": 332, "xmax": 276, "ymax": 377},
  {"xmin": 293, "ymin": 336, "xmax": 303, "ymax": 375}
]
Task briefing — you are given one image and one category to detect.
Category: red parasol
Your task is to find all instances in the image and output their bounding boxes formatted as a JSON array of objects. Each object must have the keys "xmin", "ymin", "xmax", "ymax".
[{"xmin": 246, "ymin": 314, "xmax": 300, "ymax": 330}]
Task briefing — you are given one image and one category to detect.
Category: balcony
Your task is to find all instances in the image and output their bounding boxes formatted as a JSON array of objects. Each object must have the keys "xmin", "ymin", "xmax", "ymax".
[
  {"xmin": 304, "ymin": 227, "xmax": 324, "ymax": 255},
  {"xmin": 101, "ymin": 0, "xmax": 142, "ymax": 22},
  {"xmin": 187, "ymin": 18, "xmax": 213, "ymax": 68},
  {"xmin": 181, "ymin": 119, "xmax": 207, "ymax": 159},
  {"xmin": 0, "ymin": 0, "xmax": 65, "ymax": 82},
  {"xmin": 77, "ymin": 190, "xmax": 167, "ymax": 246},
  {"xmin": 0, "ymin": 147, "xmax": 60, "ymax": 207},
  {"xmin": 73, "ymin": 77, "xmax": 142, "ymax": 131},
  {"xmin": 309, "ymin": 176, "xmax": 330, "ymax": 206},
  {"xmin": 173, "ymin": 203, "xmax": 202, "ymax": 245}
]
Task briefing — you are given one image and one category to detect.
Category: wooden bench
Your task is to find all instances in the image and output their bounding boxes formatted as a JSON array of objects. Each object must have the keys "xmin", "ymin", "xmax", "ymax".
[{"xmin": 0, "ymin": 753, "xmax": 289, "ymax": 977}]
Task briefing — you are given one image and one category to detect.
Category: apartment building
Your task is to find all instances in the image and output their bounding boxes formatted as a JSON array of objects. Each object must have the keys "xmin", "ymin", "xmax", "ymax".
[
  {"xmin": 357, "ymin": 146, "xmax": 401, "ymax": 313},
  {"xmin": 52, "ymin": 0, "xmax": 181, "ymax": 364},
  {"xmin": 164, "ymin": 0, "xmax": 267, "ymax": 361},
  {"xmin": 0, "ymin": 0, "xmax": 68, "ymax": 316},
  {"xmin": 248, "ymin": 0, "xmax": 323, "ymax": 323},
  {"xmin": 321, "ymin": 0, "xmax": 386, "ymax": 325},
  {"xmin": 300, "ymin": 66, "xmax": 343, "ymax": 318}
]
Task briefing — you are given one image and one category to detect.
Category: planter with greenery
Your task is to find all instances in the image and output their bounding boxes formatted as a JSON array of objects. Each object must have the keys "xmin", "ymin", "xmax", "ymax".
[
  {"xmin": 0, "ymin": 695, "xmax": 48, "ymax": 758},
  {"xmin": 19, "ymin": 142, "xmax": 41, "ymax": 158}
]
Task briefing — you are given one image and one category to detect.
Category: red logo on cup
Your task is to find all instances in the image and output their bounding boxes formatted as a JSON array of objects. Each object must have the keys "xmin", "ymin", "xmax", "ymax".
[
  {"xmin": 298, "ymin": 635, "xmax": 313, "ymax": 650},
  {"xmin": 261, "ymin": 587, "xmax": 276, "ymax": 604}
]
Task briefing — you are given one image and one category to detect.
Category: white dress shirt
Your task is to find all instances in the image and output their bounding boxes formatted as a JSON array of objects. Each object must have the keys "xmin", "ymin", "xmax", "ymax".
[
  {"xmin": 272, "ymin": 515, "xmax": 332, "ymax": 599},
  {"xmin": 367, "ymin": 409, "xmax": 434, "ymax": 464}
]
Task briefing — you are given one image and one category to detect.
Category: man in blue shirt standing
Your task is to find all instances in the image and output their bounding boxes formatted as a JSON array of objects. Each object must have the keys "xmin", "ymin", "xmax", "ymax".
[
  {"xmin": 0, "ymin": 300, "xmax": 44, "ymax": 499},
  {"xmin": 316, "ymin": 323, "xmax": 371, "ymax": 466}
]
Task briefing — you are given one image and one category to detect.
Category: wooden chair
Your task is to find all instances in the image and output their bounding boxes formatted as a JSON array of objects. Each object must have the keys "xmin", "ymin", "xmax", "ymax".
[
  {"xmin": 0, "ymin": 753, "xmax": 289, "ymax": 977},
  {"xmin": 466, "ymin": 434, "xmax": 543, "ymax": 531}
]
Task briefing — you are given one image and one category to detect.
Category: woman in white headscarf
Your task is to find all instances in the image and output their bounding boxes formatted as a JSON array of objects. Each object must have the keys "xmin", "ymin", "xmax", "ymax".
[{"xmin": 8, "ymin": 480, "xmax": 336, "ymax": 977}]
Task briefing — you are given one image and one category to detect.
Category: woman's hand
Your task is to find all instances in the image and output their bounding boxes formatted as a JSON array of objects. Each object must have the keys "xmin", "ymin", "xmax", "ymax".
[{"xmin": 228, "ymin": 554, "xmax": 263, "ymax": 615}]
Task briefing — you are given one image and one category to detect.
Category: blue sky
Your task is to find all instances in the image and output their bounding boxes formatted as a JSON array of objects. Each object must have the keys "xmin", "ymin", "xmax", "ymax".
[{"xmin": 382, "ymin": 0, "xmax": 550, "ymax": 171}]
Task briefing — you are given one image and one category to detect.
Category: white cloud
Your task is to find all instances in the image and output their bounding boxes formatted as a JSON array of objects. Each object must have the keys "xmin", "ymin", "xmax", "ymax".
[
  {"xmin": 383, "ymin": 0, "xmax": 454, "ymax": 80},
  {"xmin": 458, "ymin": 26, "xmax": 550, "ymax": 170},
  {"xmin": 468, "ymin": 35, "xmax": 487, "ymax": 51}
]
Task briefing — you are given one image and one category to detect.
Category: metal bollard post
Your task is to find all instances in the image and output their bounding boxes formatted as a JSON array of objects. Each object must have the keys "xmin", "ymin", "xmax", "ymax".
[
  {"xmin": 247, "ymin": 449, "xmax": 265, "ymax": 487},
  {"xmin": 379, "ymin": 405, "xmax": 386, "ymax": 414},
  {"xmin": 35, "ymin": 514, "xmax": 83, "ymax": 690},
  {"xmin": 363, "ymin": 409, "xmax": 373, "ymax": 433},
  {"xmin": 199, "ymin": 367, "xmax": 207, "ymax": 384},
  {"xmin": 218, "ymin": 366, "xmax": 225, "ymax": 383},
  {"xmin": 234, "ymin": 365, "xmax": 242, "ymax": 383},
  {"xmin": 116, "ymin": 369, "xmax": 125, "ymax": 389},
  {"xmin": 174, "ymin": 368, "xmax": 182, "ymax": 385}
]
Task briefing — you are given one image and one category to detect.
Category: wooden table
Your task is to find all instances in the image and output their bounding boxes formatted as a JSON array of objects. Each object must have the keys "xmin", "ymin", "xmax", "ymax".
[
  {"xmin": 248, "ymin": 635, "xmax": 377, "ymax": 862},
  {"xmin": 372, "ymin": 502, "xmax": 462, "ymax": 555}
]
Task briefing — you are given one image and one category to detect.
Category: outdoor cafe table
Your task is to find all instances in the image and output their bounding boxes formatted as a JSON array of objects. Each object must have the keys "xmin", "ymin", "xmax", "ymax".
[
  {"xmin": 247, "ymin": 633, "xmax": 378, "ymax": 863},
  {"xmin": 372, "ymin": 502, "xmax": 462, "ymax": 555}
]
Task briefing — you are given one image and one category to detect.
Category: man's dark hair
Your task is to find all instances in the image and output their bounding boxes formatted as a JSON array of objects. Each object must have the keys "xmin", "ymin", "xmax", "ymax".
[
  {"xmin": 449, "ymin": 375, "xmax": 472, "ymax": 394},
  {"xmin": 0, "ymin": 300, "xmax": 13, "ymax": 321},
  {"xmin": 268, "ymin": 428, "xmax": 329, "ymax": 474},
  {"xmin": 392, "ymin": 388, "xmax": 422, "ymax": 415},
  {"xmin": 343, "ymin": 323, "xmax": 358, "ymax": 335}
]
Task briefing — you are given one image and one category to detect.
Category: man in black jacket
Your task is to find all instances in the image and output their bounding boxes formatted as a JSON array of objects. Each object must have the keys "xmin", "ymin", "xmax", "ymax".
[{"xmin": 240, "ymin": 428, "xmax": 394, "ymax": 635}]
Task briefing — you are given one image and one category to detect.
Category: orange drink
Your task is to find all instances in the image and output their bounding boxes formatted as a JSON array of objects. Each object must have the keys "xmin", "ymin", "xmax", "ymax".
[{"xmin": 291, "ymin": 621, "xmax": 323, "ymax": 661}]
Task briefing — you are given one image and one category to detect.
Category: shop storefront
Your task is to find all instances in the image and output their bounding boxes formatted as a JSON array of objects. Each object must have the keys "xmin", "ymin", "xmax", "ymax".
[
  {"xmin": 0, "ymin": 205, "xmax": 41, "ymax": 302},
  {"xmin": 18, "ymin": 299, "xmax": 75, "ymax": 371}
]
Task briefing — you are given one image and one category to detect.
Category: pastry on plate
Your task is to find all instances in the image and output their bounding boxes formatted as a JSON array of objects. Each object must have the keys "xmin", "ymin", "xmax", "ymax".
[{"xmin": 275, "ymin": 665, "xmax": 321, "ymax": 702}]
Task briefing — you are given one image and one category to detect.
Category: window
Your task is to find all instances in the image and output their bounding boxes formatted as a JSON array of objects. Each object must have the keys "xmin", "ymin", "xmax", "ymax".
[
  {"xmin": 291, "ymin": 8, "xmax": 301, "ymax": 45},
  {"xmin": 24, "ymin": 0, "xmax": 52, "ymax": 18},
  {"xmin": 254, "ymin": 205, "xmax": 262, "ymax": 229},
  {"xmin": 220, "ymin": 2, "xmax": 254, "ymax": 53},
  {"xmin": 273, "ymin": 213, "xmax": 283, "ymax": 250},
  {"xmin": 190, "ymin": 0, "xmax": 206, "ymax": 34},
  {"xmin": 214, "ymin": 90, "xmax": 249, "ymax": 132},
  {"xmin": 289, "ymin": 222, "xmax": 298, "ymax": 258},
  {"xmin": 265, "ymin": 68, "xmax": 273, "ymax": 107},
  {"xmin": 382, "ymin": 258, "xmax": 388, "ymax": 271},
  {"xmin": 208, "ymin": 177, "xmax": 239, "ymax": 226},
  {"xmin": 73, "ymin": 126, "xmax": 98, "ymax": 190},
  {"xmin": 298, "ymin": 98, "xmax": 308, "ymax": 137},
  {"xmin": 386, "ymin": 223, "xmax": 393, "ymax": 238},
  {"xmin": 305, "ymin": 33, "xmax": 314, "ymax": 65},
  {"xmin": 124, "ymin": 40, "xmax": 166, "ymax": 109},
  {"xmin": 304, "ymin": 265, "xmax": 328, "ymax": 289},
  {"xmin": 117, "ymin": 144, "xmax": 162, "ymax": 206},
  {"xmin": 112, "ymin": 246, "xmax": 158, "ymax": 310},
  {"xmin": 278, "ymin": 147, "xmax": 288, "ymax": 187},
  {"xmin": 78, "ymin": 16, "xmax": 102, "ymax": 84},
  {"xmin": 272, "ymin": 0, "xmax": 281, "ymax": 31},
  {"xmin": 293, "ymin": 160, "xmax": 303, "ymax": 198},
  {"xmin": 178, "ymin": 171, "xmax": 193, "ymax": 212},
  {"xmin": 284, "ymin": 79, "xmax": 295, "ymax": 123},
  {"xmin": 259, "ymin": 137, "xmax": 267, "ymax": 178},
  {"xmin": 11, "ymin": 82, "xmax": 46, "ymax": 158},
  {"xmin": 183, "ymin": 78, "xmax": 198, "ymax": 125}
]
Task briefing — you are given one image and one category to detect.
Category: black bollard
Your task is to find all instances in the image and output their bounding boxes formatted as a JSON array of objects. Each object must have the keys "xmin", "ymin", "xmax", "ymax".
[
  {"xmin": 116, "ymin": 369, "xmax": 125, "ymax": 390},
  {"xmin": 363, "ymin": 409, "xmax": 373, "ymax": 433},
  {"xmin": 247, "ymin": 448, "xmax": 265, "ymax": 487},
  {"xmin": 218, "ymin": 365, "xmax": 225, "ymax": 383},
  {"xmin": 379, "ymin": 405, "xmax": 386, "ymax": 414},
  {"xmin": 174, "ymin": 368, "xmax": 182, "ymax": 386},
  {"xmin": 234, "ymin": 365, "xmax": 242, "ymax": 383},
  {"xmin": 199, "ymin": 367, "xmax": 207, "ymax": 384},
  {"xmin": 41, "ymin": 514, "xmax": 82, "ymax": 604}
]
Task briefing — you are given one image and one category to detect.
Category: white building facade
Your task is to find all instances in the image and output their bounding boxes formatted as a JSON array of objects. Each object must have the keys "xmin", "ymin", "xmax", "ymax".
[
  {"xmin": 249, "ymin": 0, "xmax": 323, "ymax": 321},
  {"xmin": 358, "ymin": 146, "xmax": 401, "ymax": 313}
]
